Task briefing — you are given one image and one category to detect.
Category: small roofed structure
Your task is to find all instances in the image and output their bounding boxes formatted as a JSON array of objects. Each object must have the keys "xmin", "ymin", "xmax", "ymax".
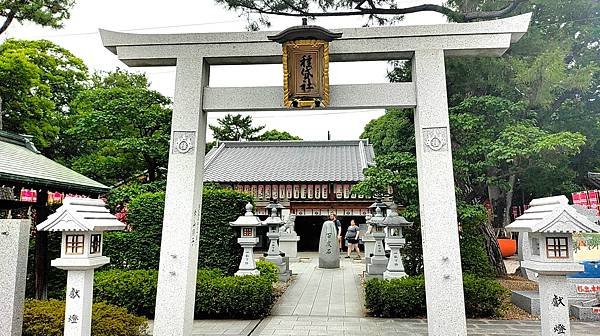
[
  {"xmin": 507, "ymin": 195, "xmax": 600, "ymax": 275},
  {"xmin": 37, "ymin": 197, "xmax": 125, "ymax": 270},
  {"xmin": 508, "ymin": 195, "xmax": 600, "ymax": 334},
  {"xmin": 36, "ymin": 197, "xmax": 124, "ymax": 336}
]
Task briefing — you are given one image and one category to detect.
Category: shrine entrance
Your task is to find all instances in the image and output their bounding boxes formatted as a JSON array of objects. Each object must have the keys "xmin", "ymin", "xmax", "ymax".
[{"xmin": 100, "ymin": 13, "xmax": 531, "ymax": 336}]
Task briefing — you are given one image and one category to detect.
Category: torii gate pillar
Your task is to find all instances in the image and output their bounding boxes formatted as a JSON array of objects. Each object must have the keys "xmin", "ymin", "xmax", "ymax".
[{"xmin": 100, "ymin": 13, "xmax": 532, "ymax": 336}]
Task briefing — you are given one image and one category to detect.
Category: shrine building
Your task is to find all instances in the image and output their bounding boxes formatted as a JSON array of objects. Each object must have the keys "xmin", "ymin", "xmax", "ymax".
[{"xmin": 204, "ymin": 140, "xmax": 377, "ymax": 250}]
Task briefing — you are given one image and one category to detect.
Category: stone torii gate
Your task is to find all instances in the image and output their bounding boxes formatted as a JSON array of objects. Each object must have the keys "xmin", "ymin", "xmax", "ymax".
[{"xmin": 100, "ymin": 14, "xmax": 531, "ymax": 336}]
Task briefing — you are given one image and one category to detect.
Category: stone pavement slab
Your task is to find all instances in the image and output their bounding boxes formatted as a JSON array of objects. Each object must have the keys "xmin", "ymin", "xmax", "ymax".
[
  {"xmin": 252, "ymin": 316, "xmax": 600, "ymax": 336},
  {"xmin": 271, "ymin": 252, "xmax": 365, "ymax": 317}
]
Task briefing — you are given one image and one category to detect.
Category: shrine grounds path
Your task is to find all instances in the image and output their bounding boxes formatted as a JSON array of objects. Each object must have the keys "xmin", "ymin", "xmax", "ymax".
[{"xmin": 148, "ymin": 252, "xmax": 600, "ymax": 335}]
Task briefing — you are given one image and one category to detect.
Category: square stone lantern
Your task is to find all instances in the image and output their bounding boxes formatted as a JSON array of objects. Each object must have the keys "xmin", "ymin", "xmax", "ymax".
[
  {"xmin": 380, "ymin": 202, "xmax": 413, "ymax": 279},
  {"xmin": 507, "ymin": 195, "xmax": 600, "ymax": 336},
  {"xmin": 367, "ymin": 206, "xmax": 388, "ymax": 277},
  {"xmin": 36, "ymin": 197, "xmax": 125, "ymax": 336},
  {"xmin": 230, "ymin": 203, "xmax": 264, "ymax": 276},
  {"xmin": 264, "ymin": 200, "xmax": 291, "ymax": 281}
]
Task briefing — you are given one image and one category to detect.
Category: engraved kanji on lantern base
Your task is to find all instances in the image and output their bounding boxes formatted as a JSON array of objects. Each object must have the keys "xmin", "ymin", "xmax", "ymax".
[
  {"xmin": 380, "ymin": 203, "xmax": 412, "ymax": 279},
  {"xmin": 36, "ymin": 198, "xmax": 125, "ymax": 336},
  {"xmin": 230, "ymin": 203, "xmax": 264, "ymax": 276},
  {"xmin": 507, "ymin": 196, "xmax": 600, "ymax": 336},
  {"xmin": 268, "ymin": 22, "xmax": 342, "ymax": 109}
]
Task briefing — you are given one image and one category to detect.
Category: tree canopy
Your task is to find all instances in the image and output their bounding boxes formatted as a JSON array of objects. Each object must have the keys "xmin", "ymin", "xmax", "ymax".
[
  {"xmin": 0, "ymin": 39, "xmax": 87, "ymax": 151},
  {"xmin": 0, "ymin": 0, "xmax": 75, "ymax": 35},
  {"xmin": 209, "ymin": 114, "xmax": 265, "ymax": 141},
  {"xmin": 216, "ymin": 0, "xmax": 527, "ymax": 29},
  {"xmin": 63, "ymin": 70, "xmax": 172, "ymax": 185}
]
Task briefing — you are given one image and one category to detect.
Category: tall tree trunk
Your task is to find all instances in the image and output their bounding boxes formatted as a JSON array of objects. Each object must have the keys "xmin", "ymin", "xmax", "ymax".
[
  {"xmin": 480, "ymin": 221, "xmax": 508, "ymax": 277},
  {"xmin": 487, "ymin": 183, "xmax": 506, "ymax": 229},
  {"xmin": 503, "ymin": 174, "xmax": 517, "ymax": 227}
]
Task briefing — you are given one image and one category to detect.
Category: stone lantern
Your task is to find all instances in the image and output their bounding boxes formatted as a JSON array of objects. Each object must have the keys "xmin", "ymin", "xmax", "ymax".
[
  {"xmin": 230, "ymin": 203, "xmax": 264, "ymax": 276},
  {"xmin": 507, "ymin": 195, "xmax": 600, "ymax": 336},
  {"xmin": 380, "ymin": 202, "xmax": 412, "ymax": 279},
  {"xmin": 264, "ymin": 200, "xmax": 291, "ymax": 281},
  {"xmin": 36, "ymin": 198, "xmax": 125, "ymax": 336},
  {"xmin": 268, "ymin": 19, "xmax": 342, "ymax": 109},
  {"xmin": 362, "ymin": 213, "xmax": 376, "ymax": 262},
  {"xmin": 367, "ymin": 206, "xmax": 388, "ymax": 277}
]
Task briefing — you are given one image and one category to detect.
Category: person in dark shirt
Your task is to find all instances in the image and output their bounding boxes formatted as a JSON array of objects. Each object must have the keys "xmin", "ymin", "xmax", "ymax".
[{"xmin": 345, "ymin": 219, "xmax": 362, "ymax": 259}]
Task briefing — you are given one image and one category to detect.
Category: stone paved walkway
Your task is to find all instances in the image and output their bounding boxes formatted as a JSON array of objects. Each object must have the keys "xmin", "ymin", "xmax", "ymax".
[
  {"xmin": 153, "ymin": 253, "xmax": 600, "ymax": 335},
  {"xmin": 252, "ymin": 316, "xmax": 600, "ymax": 336},
  {"xmin": 270, "ymin": 252, "xmax": 365, "ymax": 317}
]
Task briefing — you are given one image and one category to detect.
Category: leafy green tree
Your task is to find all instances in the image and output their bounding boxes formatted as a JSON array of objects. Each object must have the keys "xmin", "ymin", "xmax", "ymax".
[
  {"xmin": 0, "ymin": 39, "xmax": 87, "ymax": 151},
  {"xmin": 209, "ymin": 113, "xmax": 265, "ymax": 141},
  {"xmin": 0, "ymin": 0, "xmax": 75, "ymax": 35},
  {"xmin": 65, "ymin": 70, "xmax": 171, "ymax": 185},
  {"xmin": 257, "ymin": 129, "xmax": 302, "ymax": 140}
]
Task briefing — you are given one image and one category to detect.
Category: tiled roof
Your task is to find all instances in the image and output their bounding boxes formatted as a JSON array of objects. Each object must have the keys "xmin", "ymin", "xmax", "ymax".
[
  {"xmin": 204, "ymin": 140, "xmax": 375, "ymax": 183},
  {"xmin": 507, "ymin": 196, "xmax": 600, "ymax": 233},
  {"xmin": 0, "ymin": 131, "xmax": 109, "ymax": 193}
]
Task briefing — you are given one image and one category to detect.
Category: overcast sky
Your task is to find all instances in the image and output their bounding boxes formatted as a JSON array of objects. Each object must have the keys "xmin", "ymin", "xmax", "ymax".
[{"xmin": 4, "ymin": 0, "xmax": 446, "ymax": 141}]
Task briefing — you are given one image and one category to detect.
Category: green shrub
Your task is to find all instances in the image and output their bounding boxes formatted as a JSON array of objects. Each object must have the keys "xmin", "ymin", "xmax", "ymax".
[
  {"xmin": 94, "ymin": 268, "xmax": 274, "ymax": 319},
  {"xmin": 104, "ymin": 187, "xmax": 251, "ymax": 273},
  {"xmin": 399, "ymin": 204, "xmax": 495, "ymax": 277},
  {"xmin": 364, "ymin": 275, "xmax": 503, "ymax": 318},
  {"xmin": 104, "ymin": 192, "xmax": 165, "ymax": 269},
  {"xmin": 459, "ymin": 204, "xmax": 495, "ymax": 278},
  {"xmin": 463, "ymin": 274, "xmax": 506, "ymax": 318},
  {"xmin": 198, "ymin": 188, "xmax": 252, "ymax": 275},
  {"xmin": 256, "ymin": 260, "xmax": 279, "ymax": 284},
  {"xmin": 94, "ymin": 269, "xmax": 158, "ymax": 317},
  {"xmin": 22, "ymin": 299, "xmax": 148, "ymax": 336},
  {"xmin": 195, "ymin": 270, "xmax": 274, "ymax": 319},
  {"xmin": 365, "ymin": 277, "xmax": 426, "ymax": 317}
]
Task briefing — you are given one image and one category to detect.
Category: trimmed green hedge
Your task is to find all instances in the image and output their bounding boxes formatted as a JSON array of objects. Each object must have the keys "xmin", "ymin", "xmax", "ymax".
[
  {"xmin": 104, "ymin": 192, "xmax": 165, "ymax": 269},
  {"xmin": 198, "ymin": 188, "xmax": 252, "ymax": 275},
  {"xmin": 94, "ymin": 269, "xmax": 159, "ymax": 318},
  {"xmin": 94, "ymin": 265, "xmax": 276, "ymax": 319},
  {"xmin": 195, "ymin": 270, "xmax": 273, "ymax": 319},
  {"xmin": 22, "ymin": 299, "xmax": 148, "ymax": 336},
  {"xmin": 256, "ymin": 259, "xmax": 279, "ymax": 284},
  {"xmin": 365, "ymin": 274, "xmax": 505, "ymax": 318},
  {"xmin": 103, "ymin": 187, "xmax": 251, "ymax": 274}
]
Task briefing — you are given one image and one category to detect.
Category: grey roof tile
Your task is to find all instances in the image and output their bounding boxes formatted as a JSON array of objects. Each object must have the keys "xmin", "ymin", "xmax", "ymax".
[
  {"xmin": 204, "ymin": 140, "xmax": 374, "ymax": 183},
  {"xmin": 0, "ymin": 131, "xmax": 109, "ymax": 192}
]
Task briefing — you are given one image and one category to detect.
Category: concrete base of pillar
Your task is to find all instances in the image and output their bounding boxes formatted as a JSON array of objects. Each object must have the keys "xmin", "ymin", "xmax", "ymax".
[
  {"xmin": 368, "ymin": 257, "xmax": 388, "ymax": 276},
  {"xmin": 383, "ymin": 270, "xmax": 408, "ymax": 279},
  {"xmin": 279, "ymin": 234, "xmax": 300, "ymax": 259},
  {"xmin": 235, "ymin": 269, "xmax": 260, "ymax": 276}
]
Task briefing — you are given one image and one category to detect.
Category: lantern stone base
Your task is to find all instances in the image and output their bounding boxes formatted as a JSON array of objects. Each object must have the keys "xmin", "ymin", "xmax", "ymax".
[
  {"xmin": 0, "ymin": 219, "xmax": 30, "ymax": 336},
  {"xmin": 367, "ymin": 256, "xmax": 387, "ymax": 277},
  {"xmin": 570, "ymin": 304, "xmax": 600, "ymax": 321},
  {"xmin": 265, "ymin": 255, "xmax": 291, "ymax": 282},
  {"xmin": 279, "ymin": 234, "xmax": 300, "ymax": 259},
  {"xmin": 363, "ymin": 235, "xmax": 376, "ymax": 259}
]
